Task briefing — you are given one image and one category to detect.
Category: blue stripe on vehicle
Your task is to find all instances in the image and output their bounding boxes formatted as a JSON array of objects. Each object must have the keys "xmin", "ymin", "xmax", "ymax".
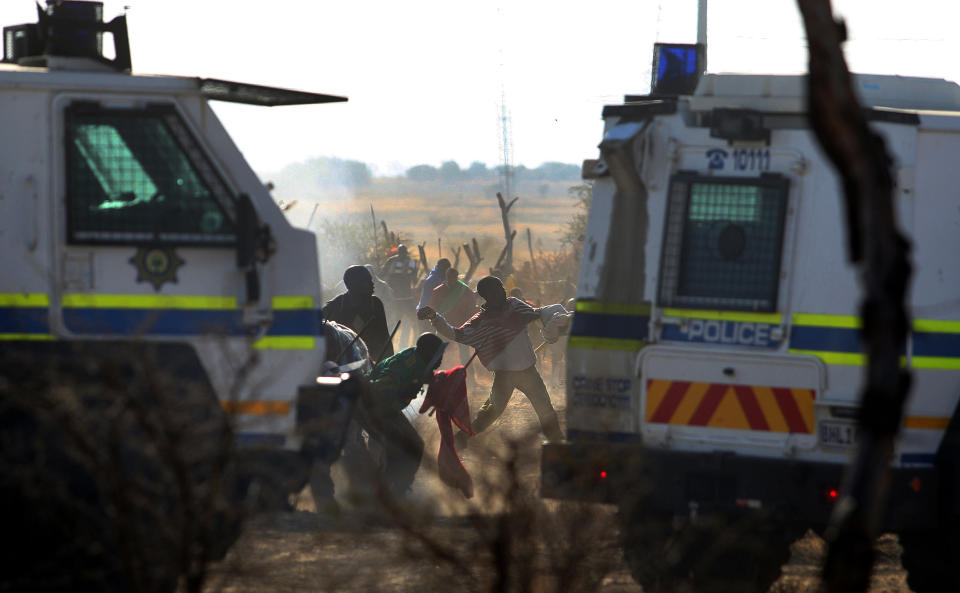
[
  {"xmin": 62, "ymin": 307, "xmax": 324, "ymax": 337},
  {"xmin": 912, "ymin": 331, "xmax": 960, "ymax": 358},
  {"xmin": 264, "ymin": 309, "xmax": 321, "ymax": 335},
  {"xmin": 789, "ymin": 325, "xmax": 863, "ymax": 353},
  {"xmin": 0, "ymin": 307, "xmax": 50, "ymax": 334},
  {"xmin": 569, "ymin": 312, "xmax": 650, "ymax": 341}
]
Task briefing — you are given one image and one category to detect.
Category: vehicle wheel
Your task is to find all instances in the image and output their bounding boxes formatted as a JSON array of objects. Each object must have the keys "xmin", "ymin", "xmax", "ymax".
[
  {"xmin": 617, "ymin": 505, "xmax": 695, "ymax": 593},
  {"xmin": 900, "ymin": 520, "xmax": 960, "ymax": 593},
  {"xmin": 618, "ymin": 499, "xmax": 792, "ymax": 593},
  {"xmin": 686, "ymin": 518, "xmax": 793, "ymax": 593}
]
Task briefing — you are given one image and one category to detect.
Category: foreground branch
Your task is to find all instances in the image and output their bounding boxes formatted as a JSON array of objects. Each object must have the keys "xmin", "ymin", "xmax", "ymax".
[{"xmin": 796, "ymin": 2, "xmax": 912, "ymax": 592}]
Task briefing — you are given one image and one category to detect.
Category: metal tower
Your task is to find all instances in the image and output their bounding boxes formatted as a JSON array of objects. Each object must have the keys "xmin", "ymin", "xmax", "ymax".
[{"xmin": 498, "ymin": 92, "xmax": 514, "ymax": 199}]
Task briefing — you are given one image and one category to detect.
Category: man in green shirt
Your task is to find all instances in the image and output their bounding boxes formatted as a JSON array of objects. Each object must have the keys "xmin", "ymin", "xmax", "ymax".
[{"xmin": 360, "ymin": 333, "xmax": 445, "ymax": 498}]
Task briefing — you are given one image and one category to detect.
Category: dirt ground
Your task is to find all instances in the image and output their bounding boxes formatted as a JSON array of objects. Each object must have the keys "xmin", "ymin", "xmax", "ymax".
[{"xmin": 203, "ymin": 358, "xmax": 913, "ymax": 593}]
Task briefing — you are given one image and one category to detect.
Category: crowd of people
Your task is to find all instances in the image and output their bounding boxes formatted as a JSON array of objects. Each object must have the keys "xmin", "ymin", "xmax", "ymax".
[{"xmin": 316, "ymin": 248, "xmax": 574, "ymax": 509}]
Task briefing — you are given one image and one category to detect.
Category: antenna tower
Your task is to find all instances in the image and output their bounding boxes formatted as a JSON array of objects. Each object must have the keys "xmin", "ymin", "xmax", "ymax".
[{"xmin": 498, "ymin": 92, "xmax": 514, "ymax": 199}]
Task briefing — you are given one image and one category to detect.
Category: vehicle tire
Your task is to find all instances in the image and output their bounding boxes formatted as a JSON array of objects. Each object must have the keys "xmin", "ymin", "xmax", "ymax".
[
  {"xmin": 900, "ymin": 520, "xmax": 960, "ymax": 593},
  {"xmin": 618, "ymin": 499, "xmax": 792, "ymax": 593},
  {"xmin": 685, "ymin": 517, "xmax": 793, "ymax": 593},
  {"xmin": 618, "ymin": 505, "xmax": 695, "ymax": 593}
]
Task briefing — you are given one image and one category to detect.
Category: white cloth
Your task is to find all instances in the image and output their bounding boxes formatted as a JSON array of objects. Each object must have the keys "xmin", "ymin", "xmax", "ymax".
[{"xmin": 539, "ymin": 304, "xmax": 573, "ymax": 343}]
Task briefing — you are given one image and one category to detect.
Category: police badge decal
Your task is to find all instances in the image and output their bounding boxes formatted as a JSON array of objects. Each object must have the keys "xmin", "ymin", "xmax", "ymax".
[{"xmin": 130, "ymin": 246, "xmax": 185, "ymax": 291}]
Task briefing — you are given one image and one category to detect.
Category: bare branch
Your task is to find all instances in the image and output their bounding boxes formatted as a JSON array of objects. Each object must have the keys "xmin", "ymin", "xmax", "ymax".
[{"xmin": 796, "ymin": 2, "xmax": 912, "ymax": 592}]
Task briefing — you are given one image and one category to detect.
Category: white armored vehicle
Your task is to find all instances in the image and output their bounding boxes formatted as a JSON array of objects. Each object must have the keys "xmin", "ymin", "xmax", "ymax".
[
  {"xmin": 542, "ymin": 42, "xmax": 960, "ymax": 593},
  {"xmin": 0, "ymin": 3, "xmax": 358, "ymax": 591}
]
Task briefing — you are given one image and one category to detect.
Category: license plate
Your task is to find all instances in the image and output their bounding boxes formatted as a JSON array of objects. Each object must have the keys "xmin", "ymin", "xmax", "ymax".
[{"xmin": 818, "ymin": 420, "xmax": 859, "ymax": 448}]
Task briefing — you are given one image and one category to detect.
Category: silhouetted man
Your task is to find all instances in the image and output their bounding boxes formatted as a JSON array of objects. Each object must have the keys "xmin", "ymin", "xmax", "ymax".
[
  {"xmin": 429, "ymin": 267, "xmax": 479, "ymax": 377},
  {"xmin": 323, "ymin": 265, "xmax": 393, "ymax": 363},
  {"xmin": 417, "ymin": 257, "xmax": 451, "ymax": 311}
]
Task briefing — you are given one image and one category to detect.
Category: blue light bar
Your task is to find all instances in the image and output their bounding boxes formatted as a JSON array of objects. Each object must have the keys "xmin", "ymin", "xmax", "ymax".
[{"xmin": 651, "ymin": 43, "xmax": 704, "ymax": 96}]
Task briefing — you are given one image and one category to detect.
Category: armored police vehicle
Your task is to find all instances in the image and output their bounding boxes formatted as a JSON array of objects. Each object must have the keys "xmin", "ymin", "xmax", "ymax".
[
  {"xmin": 0, "ymin": 3, "xmax": 356, "ymax": 591},
  {"xmin": 542, "ymin": 42, "xmax": 960, "ymax": 593}
]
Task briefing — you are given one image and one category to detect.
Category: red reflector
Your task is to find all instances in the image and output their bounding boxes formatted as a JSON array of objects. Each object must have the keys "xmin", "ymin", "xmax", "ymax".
[
  {"xmin": 910, "ymin": 477, "xmax": 922, "ymax": 493},
  {"xmin": 828, "ymin": 489, "xmax": 839, "ymax": 500},
  {"xmin": 599, "ymin": 471, "xmax": 608, "ymax": 479}
]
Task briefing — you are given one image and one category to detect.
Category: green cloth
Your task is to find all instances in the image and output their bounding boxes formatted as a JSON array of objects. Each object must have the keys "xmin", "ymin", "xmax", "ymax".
[
  {"xmin": 366, "ymin": 347, "xmax": 428, "ymax": 409},
  {"xmin": 436, "ymin": 280, "xmax": 468, "ymax": 315}
]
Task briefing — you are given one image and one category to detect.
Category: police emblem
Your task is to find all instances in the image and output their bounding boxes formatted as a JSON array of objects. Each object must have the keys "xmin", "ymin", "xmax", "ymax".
[{"xmin": 130, "ymin": 246, "xmax": 185, "ymax": 291}]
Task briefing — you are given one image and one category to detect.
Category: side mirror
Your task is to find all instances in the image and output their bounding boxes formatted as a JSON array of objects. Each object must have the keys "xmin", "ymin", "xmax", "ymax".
[{"xmin": 236, "ymin": 194, "xmax": 273, "ymax": 304}]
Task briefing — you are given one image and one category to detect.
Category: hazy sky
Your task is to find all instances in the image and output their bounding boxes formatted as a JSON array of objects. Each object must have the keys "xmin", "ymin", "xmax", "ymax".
[{"xmin": 3, "ymin": 0, "xmax": 958, "ymax": 176}]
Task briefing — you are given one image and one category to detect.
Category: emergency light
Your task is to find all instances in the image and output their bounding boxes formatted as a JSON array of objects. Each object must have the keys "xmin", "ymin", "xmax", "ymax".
[
  {"xmin": 650, "ymin": 43, "xmax": 705, "ymax": 96},
  {"xmin": 3, "ymin": 1, "xmax": 131, "ymax": 72}
]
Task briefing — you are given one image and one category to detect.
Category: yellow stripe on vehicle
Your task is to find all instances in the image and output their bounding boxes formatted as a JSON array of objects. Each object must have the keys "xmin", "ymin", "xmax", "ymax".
[
  {"xmin": 913, "ymin": 319, "xmax": 960, "ymax": 333},
  {"xmin": 904, "ymin": 416, "xmax": 951, "ymax": 430},
  {"xmin": 253, "ymin": 336, "xmax": 316, "ymax": 350},
  {"xmin": 792, "ymin": 313, "xmax": 861, "ymax": 329},
  {"xmin": 788, "ymin": 349, "xmax": 866, "ymax": 366},
  {"xmin": 0, "ymin": 333, "xmax": 55, "ymax": 341},
  {"xmin": 911, "ymin": 356, "xmax": 960, "ymax": 370},
  {"xmin": 753, "ymin": 385, "xmax": 790, "ymax": 433},
  {"xmin": 0, "ymin": 293, "xmax": 50, "ymax": 307},
  {"xmin": 662, "ymin": 308, "xmax": 782, "ymax": 325},
  {"xmin": 645, "ymin": 379, "xmax": 815, "ymax": 433},
  {"xmin": 575, "ymin": 301, "xmax": 651, "ymax": 316},
  {"xmin": 567, "ymin": 336, "xmax": 646, "ymax": 351},
  {"xmin": 673, "ymin": 381, "xmax": 709, "ymax": 425},
  {"xmin": 62, "ymin": 294, "xmax": 238, "ymax": 309},
  {"xmin": 221, "ymin": 401, "xmax": 291, "ymax": 415},
  {"xmin": 272, "ymin": 296, "xmax": 315, "ymax": 310}
]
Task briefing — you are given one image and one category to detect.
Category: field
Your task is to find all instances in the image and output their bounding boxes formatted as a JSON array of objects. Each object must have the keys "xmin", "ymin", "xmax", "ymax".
[{"xmin": 272, "ymin": 176, "xmax": 583, "ymax": 289}]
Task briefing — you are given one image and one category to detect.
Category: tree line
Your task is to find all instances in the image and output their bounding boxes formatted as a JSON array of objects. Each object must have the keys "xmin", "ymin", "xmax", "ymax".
[{"xmin": 272, "ymin": 157, "xmax": 581, "ymax": 190}]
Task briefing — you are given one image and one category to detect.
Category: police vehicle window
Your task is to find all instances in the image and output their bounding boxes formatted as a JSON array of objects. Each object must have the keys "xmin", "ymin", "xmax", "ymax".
[
  {"xmin": 65, "ymin": 103, "xmax": 236, "ymax": 245},
  {"xmin": 658, "ymin": 173, "xmax": 789, "ymax": 312}
]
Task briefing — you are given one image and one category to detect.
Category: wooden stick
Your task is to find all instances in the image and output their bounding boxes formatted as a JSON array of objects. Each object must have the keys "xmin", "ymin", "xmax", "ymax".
[
  {"xmin": 370, "ymin": 204, "xmax": 379, "ymax": 265},
  {"xmin": 334, "ymin": 318, "xmax": 372, "ymax": 364},
  {"xmin": 375, "ymin": 319, "xmax": 402, "ymax": 363},
  {"xmin": 463, "ymin": 350, "xmax": 479, "ymax": 369}
]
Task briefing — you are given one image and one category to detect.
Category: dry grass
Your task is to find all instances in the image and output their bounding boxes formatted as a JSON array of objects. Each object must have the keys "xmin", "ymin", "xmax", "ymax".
[{"xmin": 287, "ymin": 177, "xmax": 580, "ymax": 263}]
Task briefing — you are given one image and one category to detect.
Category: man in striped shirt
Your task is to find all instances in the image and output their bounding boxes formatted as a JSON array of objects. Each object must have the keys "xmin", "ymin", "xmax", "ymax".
[{"xmin": 418, "ymin": 275, "xmax": 564, "ymax": 445}]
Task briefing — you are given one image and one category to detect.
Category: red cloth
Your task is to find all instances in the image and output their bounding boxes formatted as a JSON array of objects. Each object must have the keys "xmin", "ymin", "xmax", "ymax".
[{"xmin": 420, "ymin": 366, "xmax": 474, "ymax": 498}]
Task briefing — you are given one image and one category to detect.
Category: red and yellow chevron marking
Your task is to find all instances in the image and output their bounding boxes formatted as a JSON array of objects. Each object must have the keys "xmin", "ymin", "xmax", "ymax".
[{"xmin": 645, "ymin": 379, "xmax": 816, "ymax": 434}]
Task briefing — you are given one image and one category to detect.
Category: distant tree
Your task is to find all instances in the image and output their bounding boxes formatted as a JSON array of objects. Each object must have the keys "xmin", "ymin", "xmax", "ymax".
[
  {"xmin": 344, "ymin": 160, "xmax": 372, "ymax": 188},
  {"xmin": 439, "ymin": 160, "xmax": 462, "ymax": 182},
  {"xmin": 535, "ymin": 162, "xmax": 580, "ymax": 181},
  {"xmin": 465, "ymin": 161, "xmax": 491, "ymax": 180},
  {"xmin": 406, "ymin": 164, "xmax": 439, "ymax": 181}
]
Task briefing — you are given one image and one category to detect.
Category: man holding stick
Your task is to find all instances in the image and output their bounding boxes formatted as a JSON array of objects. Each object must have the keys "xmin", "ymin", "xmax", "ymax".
[
  {"xmin": 418, "ymin": 275, "xmax": 567, "ymax": 446},
  {"xmin": 323, "ymin": 265, "xmax": 394, "ymax": 363}
]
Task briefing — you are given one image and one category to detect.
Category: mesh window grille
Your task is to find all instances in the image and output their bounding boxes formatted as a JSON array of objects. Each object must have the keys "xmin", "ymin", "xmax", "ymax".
[
  {"xmin": 66, "ymin": 104, "xmax": 236, "ymax": 245},
  {"xmin": 658, "ymin": 173, "xmax": 789, "ymax": 312}
]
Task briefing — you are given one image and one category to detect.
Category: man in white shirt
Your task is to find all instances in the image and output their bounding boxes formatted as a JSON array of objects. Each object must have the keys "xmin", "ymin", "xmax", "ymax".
[{"xmin": 417, "ymin": 275, "xmax": 565, "ymax": 445}]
